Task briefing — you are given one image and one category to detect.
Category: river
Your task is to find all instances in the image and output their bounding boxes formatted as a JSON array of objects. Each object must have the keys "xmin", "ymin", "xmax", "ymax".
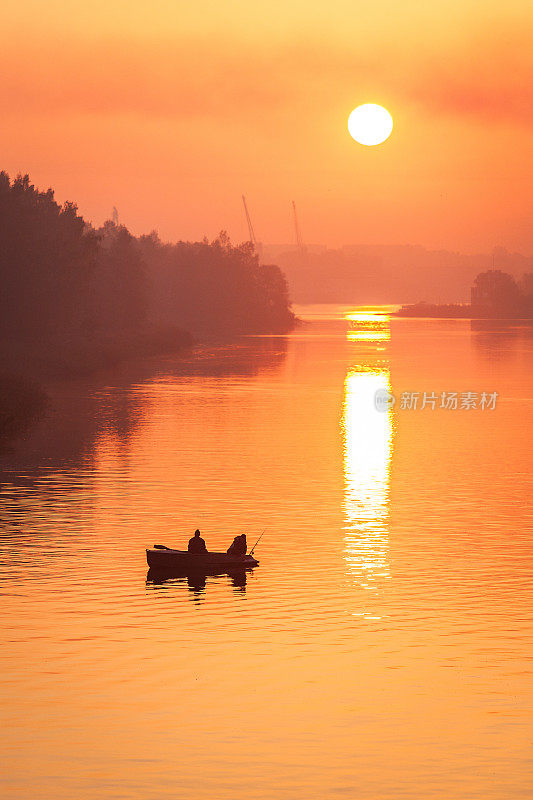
[{"xmin": 1, "ymin": 305, "xmax": 532, "ymax": 799}]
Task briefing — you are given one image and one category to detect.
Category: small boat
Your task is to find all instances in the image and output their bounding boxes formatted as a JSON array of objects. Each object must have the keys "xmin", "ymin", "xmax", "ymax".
[{"xmin": 146, "ymin": 545, "xmax": 259, "ymax": 572}]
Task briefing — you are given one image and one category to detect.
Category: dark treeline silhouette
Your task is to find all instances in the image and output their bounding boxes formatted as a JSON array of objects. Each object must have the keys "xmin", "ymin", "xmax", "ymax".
[
  {"xmin": 0, "ymin": 171, "xmax": 295, "ymax": 443},
  {"xmin": 1, "ymin": 173, "xmax": 99, "ymax": 343},
  {"xmin": 137, "ymin": 230, "xmax": 295, "ymax": 336},
  {"xmin": 0, "ymin": 172, "xmax": 180, "ymax": 376},
  {"xmin": 471, "ymin": 270, "xmax": 533, "ymax": 318},
  {"xmin": 0, "ymin": 172, "xmax": 295, "ymax": 364}
]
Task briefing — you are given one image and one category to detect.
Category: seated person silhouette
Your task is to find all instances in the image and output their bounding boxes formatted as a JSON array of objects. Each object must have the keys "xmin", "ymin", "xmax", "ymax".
[
  {"xmin": 227, "ymin": 533, "xmax": 247, "ymax": 556},
  {"xmin": 188, "ymin": 529, "xmax": 207, "ymax": 553}
]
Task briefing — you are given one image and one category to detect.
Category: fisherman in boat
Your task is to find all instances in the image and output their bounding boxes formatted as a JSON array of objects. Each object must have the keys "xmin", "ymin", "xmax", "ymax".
[
  {"xmin": 227, "ymin": 533, "xmax": 247, "ymax": 556},
  {"xmin": 188, "ymin": 529, "xmax": 207, "ymax": 553}
]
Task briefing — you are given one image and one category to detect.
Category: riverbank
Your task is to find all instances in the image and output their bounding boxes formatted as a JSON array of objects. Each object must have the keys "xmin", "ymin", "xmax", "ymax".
[{"xmin": 394, "ymin": 302, "xmax": 533, "ymax": 319}]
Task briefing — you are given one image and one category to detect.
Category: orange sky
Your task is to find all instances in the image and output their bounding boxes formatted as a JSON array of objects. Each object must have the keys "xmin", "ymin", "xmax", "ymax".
[{"xmin": 1, "ymin": 0, "xmax": 532, "ymax": 253}]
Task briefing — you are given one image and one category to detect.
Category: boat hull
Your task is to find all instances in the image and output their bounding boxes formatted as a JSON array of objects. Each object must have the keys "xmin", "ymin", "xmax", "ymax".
[{"xmin": 146, "ymin": 548, "xmax": 259, "ymax": 572}]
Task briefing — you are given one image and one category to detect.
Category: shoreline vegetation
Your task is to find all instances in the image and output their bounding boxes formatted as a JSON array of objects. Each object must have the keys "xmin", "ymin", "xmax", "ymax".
[
  {"xmin": 394, "ymin": 303, "xmax": 473, "ymax": 318},
  {"xmin": 395, "ymin": 270, "xmax": 533, "ymax": 319},
  {"xmin": 0, "ymin": 171, "xmax": 296, "ymax": 445},
  {"xmin": 395, "ymin": 305, "xmax": 533, "ymax": 319}
]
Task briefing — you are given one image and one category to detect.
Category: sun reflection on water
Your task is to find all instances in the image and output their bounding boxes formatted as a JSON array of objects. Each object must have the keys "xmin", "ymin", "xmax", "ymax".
[
  {"xmin": 341, "ymin": 310, "xmax": 394, "ymax": 596},
  {"xmin": 346, "ymin": 312, "xmax": 391, "ymax": 343}
]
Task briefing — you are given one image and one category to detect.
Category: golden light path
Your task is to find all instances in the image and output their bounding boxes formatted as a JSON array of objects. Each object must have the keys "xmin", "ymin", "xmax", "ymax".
[
  {"xmin": 341, "ymin": 311, "xmax": 394, "ymax": 599},
  {"xmin": 348, "ymin": 104, "xmax": 393, "ymax": 146},
  {"xmin": 345, "ymin": 311, "xmax": 391, "ymax": 342}
]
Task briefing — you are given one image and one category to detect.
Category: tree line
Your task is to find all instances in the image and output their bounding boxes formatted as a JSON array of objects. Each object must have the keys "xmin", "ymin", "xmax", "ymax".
[{"xmin": 0, "ymin": 172, "xmax": 295, "ymax": 374}]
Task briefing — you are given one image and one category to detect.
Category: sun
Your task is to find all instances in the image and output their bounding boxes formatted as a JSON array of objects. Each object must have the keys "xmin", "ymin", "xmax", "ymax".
[{"xmin": 348, "ymin": 104, "xmax": 393, "ymax": 146}]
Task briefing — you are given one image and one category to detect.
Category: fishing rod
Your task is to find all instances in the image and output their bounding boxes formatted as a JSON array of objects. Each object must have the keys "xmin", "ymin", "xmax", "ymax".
[{"xmin": 249, "ymin": 529, "xmax": 265, "ymax": 556}]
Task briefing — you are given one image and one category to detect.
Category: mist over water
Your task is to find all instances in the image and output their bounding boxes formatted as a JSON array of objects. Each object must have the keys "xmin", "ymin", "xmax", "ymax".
[{"xmin": 1, "ymin": 307, "xmax": 532, "ymax": 800}]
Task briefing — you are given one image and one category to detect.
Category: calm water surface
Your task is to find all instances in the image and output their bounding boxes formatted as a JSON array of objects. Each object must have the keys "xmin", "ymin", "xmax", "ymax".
[{"xmin": 1, "ymin": 306, "xmax": 532, "ymax": 799}]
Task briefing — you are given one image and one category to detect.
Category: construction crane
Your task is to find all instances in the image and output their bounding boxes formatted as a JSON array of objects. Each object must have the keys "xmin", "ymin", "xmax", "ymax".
[
  {"xmin": 292, "ymin": 200, "xmax": 307, "ymax": 260},
  {"xmin": 241, "ymin": 195, "xmax": 262, "ymax": 258}
]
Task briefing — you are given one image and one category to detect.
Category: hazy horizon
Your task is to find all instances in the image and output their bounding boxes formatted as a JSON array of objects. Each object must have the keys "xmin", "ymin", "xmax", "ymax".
[{"xmin": 2, "ymin": 0, "xmax": 531, "ymax": 254}]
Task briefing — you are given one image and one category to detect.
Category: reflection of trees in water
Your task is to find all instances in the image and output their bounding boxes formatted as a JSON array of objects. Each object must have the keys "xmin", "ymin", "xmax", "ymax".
[
  {"xmin": 155, "ymin": 336, "xmax": 288, "ymax": 378},
  {"xmin": 0, "ymin": 337, "xmax": 288, "ymax": 484},
  {"xmin": 0, "ymin": 378, "xmax": 142, "ymax": 481},
  {"xmin": 470, "ymin": 319, "xmax": 533, "ymax": 360},
  {"xmin": 0, "ymin": 373, "xmax": 48, "ymax": 452}
]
